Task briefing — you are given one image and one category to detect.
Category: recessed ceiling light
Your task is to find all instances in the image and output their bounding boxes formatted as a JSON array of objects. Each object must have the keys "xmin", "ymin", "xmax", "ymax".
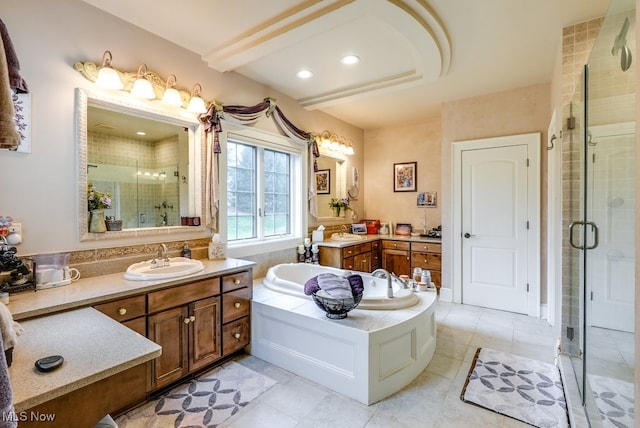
[
  {"xmin": 296, "ymin": 69, "xmax": 313, "ymax": 79},
  {"xmin": 341, "ymin": 55, "xmax": 360, "ymax": 65},
  {"xmin": 136, "ymin": 131, "xmax": 146, "ymax": 136}
]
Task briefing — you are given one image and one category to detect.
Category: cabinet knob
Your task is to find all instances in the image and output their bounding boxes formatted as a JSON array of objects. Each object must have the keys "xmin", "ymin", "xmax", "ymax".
[
  {"xmin": 393, "ymin": 244, "xmax": 397, "ymax": 248},
  {"xmin": 233, "ymin": 332, "xmax": 241, "ymax": 340},
  {"xmin": 184, "ymin": 318, "xmax": 191, "ymax": 324},
  {"xmin": 118, "ymin": 308, "xmax": 127, "ymax": 316},
  {"xmin": 189, "ymin": 316, "xmax": 196, "ymax": 322},
  {"xmin": 234, "ymin": 279, "xmax": 241, "ymax": 285},
  {"xmin": 234, "ymin": 302, "xmax": 241, "ymax": 308}
]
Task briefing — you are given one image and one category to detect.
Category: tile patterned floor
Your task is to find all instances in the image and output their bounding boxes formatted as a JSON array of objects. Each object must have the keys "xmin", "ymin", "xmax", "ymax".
[{"xmin": 220, "ymin": 301, "xmax": 558, "ymax": 428}]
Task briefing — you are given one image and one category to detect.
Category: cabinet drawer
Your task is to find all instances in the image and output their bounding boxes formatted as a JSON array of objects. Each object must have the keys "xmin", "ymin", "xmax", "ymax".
[
  {"xmin": 148, "ymin": 278, "xmax": 220, "ymax": 313},
  {"xmin": 411, "ymin": 251, "xmax": 442, "ymax": 269},
  {"xmin": 222, "ymin": 317, "xmax": 250, "ymax": 355},
  {"xmin": 222, "ymin": 287, "xmax": 252, "ymax": 323},
  {"xmin": 222, "ymin": 270, "xmax": 252, "ymax": 292},
  {"xmin": 343, "ymin": 242, "xmax": 371, "ymax": 257},
  {"xmin": 381, "ymin": 240, "xmax": 410, "ymax": 251},
  {"xmin": 410, "ymin": 242, "xmax": 442, "ymax": 253},
  {"xmin": 371, "ymin": 240, "xmax": 380, "ymax": 250},
  {"xmin": 343, "ymin": 256, "xmax": 355, "ymax": 270},
  {"xmin": 94, "ymin": 295, "xmax": 146, "ymax": 322}
]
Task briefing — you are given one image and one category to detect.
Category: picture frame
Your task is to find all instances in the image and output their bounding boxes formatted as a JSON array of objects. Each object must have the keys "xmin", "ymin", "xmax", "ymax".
[
  {"xmin": 417, "ymin": 191, "xmax": 437, "ymax": 207},
  {"xmin": 315, "ymin": 169, "xmax": 330, "ymax": 194},
  {"xmin": 393, "ymin": 162, "xmax": 417, "ymax": 192}
]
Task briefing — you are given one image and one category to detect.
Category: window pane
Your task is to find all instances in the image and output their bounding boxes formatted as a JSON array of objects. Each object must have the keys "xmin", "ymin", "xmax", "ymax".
[
  {"xmin": 264, "ymin": 149, "xmax": 290, "ymax": 237},
  {"xmin": 227, "ymin": 141, "xmax": 256, "ymax": 241}
]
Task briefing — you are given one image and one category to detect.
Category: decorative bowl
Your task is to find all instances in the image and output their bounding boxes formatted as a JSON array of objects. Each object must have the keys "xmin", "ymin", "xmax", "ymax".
[{"xmin": 311, "ymin": 291, "xmax": 363, "ymax": 319}]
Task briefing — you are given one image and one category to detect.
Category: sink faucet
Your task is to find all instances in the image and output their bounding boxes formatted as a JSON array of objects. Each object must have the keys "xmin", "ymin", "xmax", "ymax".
[
  {"xmin": 340, "ymin": 224, "xmax": 349, "ymax": 235},
  {"xmin": 371, "ymin": 268, "xmax": 394, "ymax": 298},
  {"xmin": 158, "ymin": 244, "xmax": 169, "ymax": 266}
]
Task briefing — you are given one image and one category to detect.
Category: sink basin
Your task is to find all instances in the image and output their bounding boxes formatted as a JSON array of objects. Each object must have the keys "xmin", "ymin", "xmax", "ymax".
[
  {"xmin": 329, "ymin": 233, "xmax": 365, "ymax": 242},
  {"xmin": 124, "ymin": 257, "xmax": 204, "ymax": 281}
]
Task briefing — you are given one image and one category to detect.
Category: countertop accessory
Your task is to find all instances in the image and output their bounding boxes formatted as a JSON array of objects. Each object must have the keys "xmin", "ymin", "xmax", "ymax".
[
  {"xmin": 395, "ymin": 223, "xmax": 412, "ymax": 236},
  {"xmin": 35, "ymin": 355, "xmax": 64, "ymax": 372},
  {"xmin": 312, "ymin": 291, "xmax": 363, "ymax": 319}
]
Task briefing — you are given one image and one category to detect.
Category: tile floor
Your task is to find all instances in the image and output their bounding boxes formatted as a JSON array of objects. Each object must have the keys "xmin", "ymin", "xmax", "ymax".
[{"xmin": 220, "ymin": 300, "xmax": 558, "ymax": 428}]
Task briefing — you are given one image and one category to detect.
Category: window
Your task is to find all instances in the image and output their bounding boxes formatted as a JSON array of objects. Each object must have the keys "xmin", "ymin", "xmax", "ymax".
[{"xmin": 222, "ymin": 126, "xmax": 306, "ymax": 255}]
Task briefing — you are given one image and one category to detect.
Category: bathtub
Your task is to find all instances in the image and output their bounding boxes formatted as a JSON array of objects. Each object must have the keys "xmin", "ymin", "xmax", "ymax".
[
  {"xmin": 263, "ymin": 263, "xmax": 419, "ymax": 309},
  {"xmin": 251, "ymin": 263, "xmax": 437, "ymax": 405}
]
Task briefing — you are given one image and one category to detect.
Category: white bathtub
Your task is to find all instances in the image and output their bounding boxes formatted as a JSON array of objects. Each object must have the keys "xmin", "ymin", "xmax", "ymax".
[
  {"xmin": 252, "ymin": 263, "xmax": 437, "ymax": 405},
  {"xmin": 263, "ymin": 263, "xmax": 419, "ymax": 309}
]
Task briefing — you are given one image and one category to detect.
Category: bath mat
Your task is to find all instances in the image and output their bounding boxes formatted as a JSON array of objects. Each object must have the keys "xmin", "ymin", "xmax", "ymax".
[
  {"xmin": 115, "ymin": 361, "xmax": 276, "ymax": 428},
  {"xmin": 588, "ymin": 374, "xmax": 634, "ymax": 428},
  {"xmin": 461, "ymin": 347, "xmax": 568, "ymax": 428}
]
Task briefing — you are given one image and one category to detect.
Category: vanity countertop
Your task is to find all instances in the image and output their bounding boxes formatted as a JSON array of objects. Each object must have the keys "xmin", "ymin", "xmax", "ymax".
[
  {"xmin": 315, "ymin": 234, "xmax": 441, "ymax": 248},
  {"xmin": 8, "ymin": 258, "xmax": 256, "ymax": 321}
]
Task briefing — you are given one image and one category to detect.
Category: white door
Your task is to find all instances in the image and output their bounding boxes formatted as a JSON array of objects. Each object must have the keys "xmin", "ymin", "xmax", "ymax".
[
  {"xmin": 588, "ymin": 128, "xmax": 635, "ymax": 332},
  {"xmin": 461, "ymin": 144, "xmax": 530, "ymax": 314}
]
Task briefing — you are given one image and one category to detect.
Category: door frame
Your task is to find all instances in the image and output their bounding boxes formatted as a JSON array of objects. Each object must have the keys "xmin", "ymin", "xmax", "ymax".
[{"xmin": 452, "ymin": 132, "xmax": 541, "ymax": 317}]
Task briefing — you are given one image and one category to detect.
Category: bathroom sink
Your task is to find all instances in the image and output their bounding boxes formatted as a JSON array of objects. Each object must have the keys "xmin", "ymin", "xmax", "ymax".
[
  {"xmin": 329, "ymin": 233, "xmax": 365, "ymax": 242},
  {"xmin": 124, "ymin": 257, "xmax": 204, "ymax": 281}
]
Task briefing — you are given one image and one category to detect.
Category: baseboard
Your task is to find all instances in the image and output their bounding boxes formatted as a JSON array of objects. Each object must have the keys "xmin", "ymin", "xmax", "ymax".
[
  {"xmin": 540, "ymin": 303, "xmax": 548, "ymax": 320},
  {"xmin": 439, "ymin": 287, "xmax": 452, "ymax": 302}
]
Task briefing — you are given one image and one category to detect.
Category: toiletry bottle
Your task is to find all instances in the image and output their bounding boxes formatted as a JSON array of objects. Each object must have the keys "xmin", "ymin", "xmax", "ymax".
[
  {"xmin": 297, "ymin": 245, "xmax": 306, "ymax": 263},
  {"xmin": 181, "ymin": 242, "xmax": 192, "ymax": 259},
  {"xmin": 311, "ymin": 244, "xmax": 320, "ymax": 264}
]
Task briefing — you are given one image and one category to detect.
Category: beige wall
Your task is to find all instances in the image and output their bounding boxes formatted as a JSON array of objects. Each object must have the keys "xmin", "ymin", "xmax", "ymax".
[
  {"xmin": 363, "ymin": 116, "xmax": 442, "ymax": 232},
  {"xmin": 0, "ymin": 0, "xmax": 363, "ymax": 256},
  {"xmin": 440, "ymin": 83, "xmax": 551, "ymax": 299}
]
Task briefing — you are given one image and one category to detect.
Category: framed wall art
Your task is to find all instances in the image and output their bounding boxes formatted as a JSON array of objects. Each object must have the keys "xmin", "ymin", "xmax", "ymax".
[
  {"xmin": 393, "ymin": 161, "xmax": 417, "ymax": 192},
  {"xmin": 417, "ymin": 191, "xmax": 437, "ymax": 207},
  {"xmin": 315, "ymin": 169, "xmax": 330, "ymax": 194}
]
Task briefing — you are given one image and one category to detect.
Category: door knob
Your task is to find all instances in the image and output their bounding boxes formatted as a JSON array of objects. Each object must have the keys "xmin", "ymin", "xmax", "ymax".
[{"xmin": 464, "ymin": 233, "xmax": 475, "ymax": 238}]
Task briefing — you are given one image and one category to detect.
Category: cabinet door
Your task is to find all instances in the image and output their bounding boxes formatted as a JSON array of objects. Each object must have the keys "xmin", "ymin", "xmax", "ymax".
[
  {"xmin": 147, "ymin": 306, "xmax": 188, "ymax": 390},
  {"xmin": 382, "ymin": 249, "xmax": 410, "ymax": 276},
  {"xmin": 354, "ymin": 252, "xmax": 371, "ymax": 273},
  {"xmin": 343, "ymin": 256, "xmax": 355, "ymax": 270},
  {"xmin": 189, "ymin": 296, "xmax": 222, "ymax": 372}
]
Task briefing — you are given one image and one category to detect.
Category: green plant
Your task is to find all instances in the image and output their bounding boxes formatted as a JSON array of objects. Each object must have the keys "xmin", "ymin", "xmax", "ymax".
[
  {"xmin": 87, "ymin": 185, "xmax": 112, "ymax": 211},
  {"xmin": 328, "ymin": 198, "xmax": 350, "ymax": 210}
]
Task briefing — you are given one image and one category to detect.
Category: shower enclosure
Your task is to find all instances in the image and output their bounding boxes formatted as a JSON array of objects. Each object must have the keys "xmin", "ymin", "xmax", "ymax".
[{"xmin": 563, "ymin": 0, "xmax": 635, "ymax": 425}]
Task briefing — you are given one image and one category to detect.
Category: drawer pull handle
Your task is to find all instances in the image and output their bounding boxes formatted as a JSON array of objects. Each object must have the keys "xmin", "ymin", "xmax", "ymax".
[
  {"xmin": 118, "ymin": 308, "xmax": 127, "ymax": 316},
  {"xmin": 234, "ymin": 279, "xmax": 241, "ymax": 285},
  {"xmin": 234, "ymin": 302, "xmax": 241, "ymax": 308},
  {"xmin": 189, "ymin": 316, "xmax": 196, "ymax": 322},
  {"xmin": 184, "ymin": 318, "xmax": 191, "ymax": 324},
  {"xmin": 233, "ymin": 333, "xmax": 241, "ymax": 340}
]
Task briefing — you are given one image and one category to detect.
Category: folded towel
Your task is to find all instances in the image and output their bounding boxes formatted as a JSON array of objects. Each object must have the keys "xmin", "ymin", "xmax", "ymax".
[
  {"xmin": 304, "ymin": 276, "xmax": 320, "ymax": 295},
  {"xmin": 0, "ymin": 303, "xmax": 23, "ymax": 351},
  {"xmin": 0, "ymin": 333, "xmax": 16, "ymax": 428},
  {"xmin": 316, "ymin": 273, "xmax": 353, "ymax": 299},
  {"xmin": 346, "ymin": 274, "xmax": 364, "ymax": 297},
  {"xmin": 0, "ymin": 19, "xmax": 28, "ymax": 94},
  {"xmin": 0, "ymin": 30, "xmax": 20, "ymax": 150}
]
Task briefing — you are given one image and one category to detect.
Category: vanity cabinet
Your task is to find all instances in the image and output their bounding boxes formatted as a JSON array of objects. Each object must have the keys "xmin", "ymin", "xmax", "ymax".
[
  {"xmin": 94, "ymin": 294, "xmax": 146, "ymax": 336},
  {"xmin": 221, "ymin": 271, "xmax": 252, "ymax": 356},
  {"xmin": 147, "ymin": 278, "xmax": 222, "ymax": 391},
  {"xmin": 410, "ymin": 242, "xmax": 442, "ymax": 291},
  {"xmin": 381, "ymin": 240, "xmax": 411, "ymax": 276},
  {"xmin": 319, "ymin": 241, "xmax": 379, "ymax": 273}
]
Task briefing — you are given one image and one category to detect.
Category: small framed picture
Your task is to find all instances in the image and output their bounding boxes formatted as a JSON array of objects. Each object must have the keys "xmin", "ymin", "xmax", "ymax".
[
  {"xmin": 417, "ymin": 191, "xmax": 437, "ymax": 207},
  {"xmin": 315, "ymin": 169, "xmax": 330, "ymax": 194},
  {"xmin": 393, "ymin": 162, "xmax": 417, "ymax": 192}
]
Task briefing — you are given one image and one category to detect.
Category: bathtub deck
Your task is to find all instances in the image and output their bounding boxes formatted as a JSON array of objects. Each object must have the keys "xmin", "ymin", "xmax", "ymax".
[{"xmin": 250, "ymin": 277, "xmax": 437, "ymax": 405}]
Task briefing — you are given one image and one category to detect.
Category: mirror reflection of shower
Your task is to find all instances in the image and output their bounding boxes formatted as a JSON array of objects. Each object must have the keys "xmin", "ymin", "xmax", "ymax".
[{"xmin": 612, "ymin": 17, "xmax": 632, "ymax": 71}]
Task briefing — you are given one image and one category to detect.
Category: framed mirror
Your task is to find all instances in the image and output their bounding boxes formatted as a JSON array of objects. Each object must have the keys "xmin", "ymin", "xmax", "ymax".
[
  {"xmin": 75, "ymin": 88, "xmax": 206, "ymax": 241},
  {"xmin": 314, "ymin": 151, "xmax": 347, "ymax": 219}
]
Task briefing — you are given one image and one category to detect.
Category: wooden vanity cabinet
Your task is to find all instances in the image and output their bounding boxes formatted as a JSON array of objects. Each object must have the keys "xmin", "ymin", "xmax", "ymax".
[
  {"xmin": 221, "ymin": 270, "xmax": 252, "ymax": 355},
  {"xmin": 381, "ymin": 240, "xmax": 411, "ymax": 276},
  {"xmin": 319, "ymin": 241, "xmax": 378, "ymax": 273},
  {"xmin": 147, "ymin": 277, "xmax": 222, "ymax": 391},
  {"xmin": 410, "ymin": 242, "xmax": 442, "ymax": 290},
  {"xmin": 94, "ymin": 294, "xmax": 146, "ymax": 336}
]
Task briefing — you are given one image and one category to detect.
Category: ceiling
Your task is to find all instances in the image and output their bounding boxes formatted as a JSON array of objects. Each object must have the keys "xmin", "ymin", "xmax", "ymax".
[{"xmin": 82, "ymin": 0, "xmax": 611, "ymax": 130}]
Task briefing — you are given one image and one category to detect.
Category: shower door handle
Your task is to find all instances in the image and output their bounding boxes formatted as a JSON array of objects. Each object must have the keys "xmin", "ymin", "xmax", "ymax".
[{"xmin": 568, "ymin": 221, "xmax": 599, "ymax": 250}]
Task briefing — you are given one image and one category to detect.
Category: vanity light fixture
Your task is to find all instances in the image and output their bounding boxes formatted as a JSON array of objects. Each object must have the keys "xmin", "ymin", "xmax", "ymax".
[
  {"xmin": 187, "ymin": 83, "xmax": 207, "ymax": 113},
  {"xmin": 95, "ymin": 51, "xmax": 123, "ymax": 90},
  {"xmin": 315, "ymin": 131, "xmax": 354, "ymax": 155},
  {"xmin": 161, "ymin": 74, "xmax": 183, "ymax": 107},
  {"xmin": 130, "ymin": 64, "xmax": 156, "ymax": 99}
]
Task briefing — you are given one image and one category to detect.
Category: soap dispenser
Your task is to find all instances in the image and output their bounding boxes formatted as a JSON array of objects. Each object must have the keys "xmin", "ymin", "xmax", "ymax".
[{"xmin": 181, "ymin": 242, "xmax": 192, "ymax": 259}]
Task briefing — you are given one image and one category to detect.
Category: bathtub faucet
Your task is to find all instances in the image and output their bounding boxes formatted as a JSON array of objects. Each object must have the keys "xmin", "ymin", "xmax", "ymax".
[{"xmin": 371, "ymin": 268, "xmax": 394, "ymax": 298}]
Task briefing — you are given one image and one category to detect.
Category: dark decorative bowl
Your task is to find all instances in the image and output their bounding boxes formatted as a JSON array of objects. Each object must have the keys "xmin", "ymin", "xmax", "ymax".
[{"xmin": 311, "ymin": 292, "xmax": 363, "ymax": 319}]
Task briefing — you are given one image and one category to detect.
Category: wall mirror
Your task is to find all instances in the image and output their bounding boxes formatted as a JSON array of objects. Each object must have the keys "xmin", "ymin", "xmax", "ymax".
[
  {"xmin": 76, "ymin": 88, "xmax": 206, "ymax": 241},
  {"xmin": 314, "ymin": 151, "xmax": 347, "ymax": 219}
]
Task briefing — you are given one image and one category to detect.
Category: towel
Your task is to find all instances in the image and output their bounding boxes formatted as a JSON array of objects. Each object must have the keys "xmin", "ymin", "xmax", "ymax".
[
  {"xmin": 0, "ymin": 333, "xmax": 16, "ymax": 428},
  {"xmin": 346, "ymin": 274, "xmax": 364, "ymax": 297},
  {"xmin": 0, "ymin": 19, "xmax": 28, "ymax": 94},
  {"xmin": 304, "ymin": 275, "xmax": 320, "ymax": 295},
  {"xmin": 0, "ymin": 29, "xmax": 19, "ymax": 150},
  {"xmin": 316, "ymin": 273, "xmax": 353, "ymax": 299},
  {"xmin": 0, "ymin": 303, "xmax": 23, "ymax": 351}
]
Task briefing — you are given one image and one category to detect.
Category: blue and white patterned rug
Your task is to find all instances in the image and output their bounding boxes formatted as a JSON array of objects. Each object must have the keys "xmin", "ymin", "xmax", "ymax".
[
  {"xmin": 116, "ymin": 361, "xmax": 276, "ymax": 428},
  {"xmin": 588, "ymin": 374, "xmax": 635, "ymax": 428},
  {"xmin": 461, "ymin": 348, "xmax": 568, "ymax": 428}
]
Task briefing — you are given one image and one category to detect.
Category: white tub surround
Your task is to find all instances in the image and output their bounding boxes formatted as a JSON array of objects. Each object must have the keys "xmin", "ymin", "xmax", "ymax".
[
  {"xmin": 251, "ymin": 276, "xmax": 437, "ymax": 405},
  {"xmin": 264, "ymin": 263, "xmax": 419, "ymax": 309}
]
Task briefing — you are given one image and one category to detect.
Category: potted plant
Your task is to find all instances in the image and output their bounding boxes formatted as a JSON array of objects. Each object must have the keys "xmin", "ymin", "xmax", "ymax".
[
  {"xmin": 87, "ymin": 184, "xmax": 112, "ymax": 233},
  {"xmin": 328, "ymin": 198, "xmax": 350, "ymax": 217}
]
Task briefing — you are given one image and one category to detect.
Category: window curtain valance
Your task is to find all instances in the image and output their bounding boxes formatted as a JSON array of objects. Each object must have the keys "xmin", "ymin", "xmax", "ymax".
[{"xmin": 199, "ymin": 98, "xmax": 321, "ymax": 230}]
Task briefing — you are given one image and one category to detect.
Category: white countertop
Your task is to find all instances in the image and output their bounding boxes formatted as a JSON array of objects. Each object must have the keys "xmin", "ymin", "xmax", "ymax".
[
  {"xmin": 315, "ymin": 234, "xmax": 441, "ymax": 248},
  {"xmin": 5, "ymin": 258, "xmax": 255, "ymax": 412}
]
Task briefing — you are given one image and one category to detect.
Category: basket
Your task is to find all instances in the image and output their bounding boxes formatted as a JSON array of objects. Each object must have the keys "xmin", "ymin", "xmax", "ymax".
[
  {"xmin": 105, "ymin": 219, "xmax": 123, "ymax": 231},
  {"xmin": 311, "ymin": 291, "xmax": 363, "ymax": 319}
]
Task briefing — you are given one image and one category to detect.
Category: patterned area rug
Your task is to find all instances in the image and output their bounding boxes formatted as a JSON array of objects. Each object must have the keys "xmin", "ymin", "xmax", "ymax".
[
  {"xmin": 116, "ymin": 361, "xmax": 276, "ymax": 428},
  {"xmin": 588, "ymin": 374, "xmax": 635, "ymax": 428},
  {"xmin": 461, "ymin": 348, "xmax": 568, "ymax": 428}
]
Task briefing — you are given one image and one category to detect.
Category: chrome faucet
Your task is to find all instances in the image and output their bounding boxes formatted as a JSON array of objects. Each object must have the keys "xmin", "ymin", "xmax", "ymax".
[
  {"xmin": 340, "ymin": 224, "xmax": 349, "ymax": 235},
  {"xmin": 158, "ymin": 244, "xmax": 170, "ymax": 266},
  {"xmin": 371, "ymin": 268, "xmax": 394, "ymax": 298}
]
